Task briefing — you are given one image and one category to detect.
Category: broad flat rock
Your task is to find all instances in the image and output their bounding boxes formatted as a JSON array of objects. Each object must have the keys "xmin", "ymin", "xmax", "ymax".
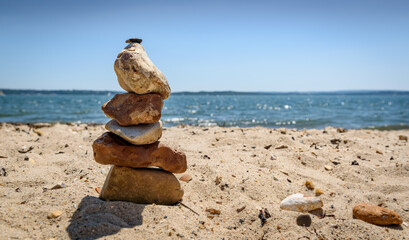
[
  {"xmin": 353, "ymin": 203, "xmax": 403, "ymax": 225},
  {"xmin": 114, "ymin": 43, "xmax": 171, "ymax": 99},
  {"xmin": 102, "ymin": 93, "xmax": 163, "ymax": 126},
  {"xmin": 100, "ymin": 166, "xmax": 183, "ymax": 205},
  {"xmin": 93, "ymin": 132, "xmax": 187, "ymax": 173},
  {"xmin": 105, "ymin": 120, "xmax": 162, "ymax": 145}
]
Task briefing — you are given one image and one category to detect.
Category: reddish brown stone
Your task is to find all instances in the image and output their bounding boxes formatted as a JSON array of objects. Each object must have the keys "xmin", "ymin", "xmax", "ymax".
[
  {"xmin": 353, "ymin": 203, "xmax": 403, "ymax": 225},
  {"xmin": 102, "ymin": 93, "xmax": 163, "ymax": 126},
  {"xmin": 93, "ymin": 132, "xmax": 187, "ymax": 173},
  {"xmin": 100, "ymin": 166, "xmax": 183, "ymax": 205}
]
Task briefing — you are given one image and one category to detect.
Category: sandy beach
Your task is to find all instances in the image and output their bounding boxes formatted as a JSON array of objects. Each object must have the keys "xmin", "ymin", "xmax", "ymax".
[{"xmin": 0, "ymin": 123, "xmax": 408, "ymax": 239}]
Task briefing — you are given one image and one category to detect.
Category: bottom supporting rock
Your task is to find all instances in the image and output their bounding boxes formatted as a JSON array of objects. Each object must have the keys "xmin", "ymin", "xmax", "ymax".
[{"xmin": 100, "ymin": 166, "xmax": 184, "ymax": 205}]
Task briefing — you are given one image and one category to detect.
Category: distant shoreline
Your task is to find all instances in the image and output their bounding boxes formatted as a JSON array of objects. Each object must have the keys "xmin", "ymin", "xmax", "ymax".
[
  {"xmin": 1, "ymin": 89, "xmax": 409, "ymax": 96},
  {"xmin": 1, "ymin": 122, "xmax": 409, "ymax": 131}
]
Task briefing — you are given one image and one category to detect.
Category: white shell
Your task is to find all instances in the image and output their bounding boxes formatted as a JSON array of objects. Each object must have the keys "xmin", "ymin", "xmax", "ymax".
[{"xmin": 280, "ymin": 193, "xmax": 323, "ymax": 212}]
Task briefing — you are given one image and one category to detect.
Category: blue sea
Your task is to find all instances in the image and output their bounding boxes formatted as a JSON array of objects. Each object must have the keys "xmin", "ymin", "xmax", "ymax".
[{"xmin": 1, "ymin": 90, "xmax": 409, "ymax": 130}]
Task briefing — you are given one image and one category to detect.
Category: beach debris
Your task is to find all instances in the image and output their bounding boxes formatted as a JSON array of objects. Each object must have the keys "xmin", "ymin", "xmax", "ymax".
[
  {"xmin": 55, "ymin": 151, "xmax": 64, "ymax": 155},
  {"xmin": 235, "ymin": 206, "xmax": 246, "ymax": 213},
  {"xmin": 275, "ymin": 145, "xmax": 288, "ymax": 149},
  {"xmin": 270, "ymin": 155, "xmax": 277, "ymax": 160},
  {"xmin": 376, "ymin": 150, "xmax": 383, "ymax": 155},
  {"xmin": 324, "ymin": 165, "xmax": 333, "ymax": 171},
  {"xmin": 305, "ymin": 180, "xmax": 315, "ymax": 190},
  {"xmin": 206, "ymin": 208, "xmax": 221, "ymax": 215},
  {"xmin": 296, "ymin": 214, "xmax": 312, "ymax": 227},
  {"xmin": 337, "ymin": 128, "xmax": 347, "ymax": 133},
  {"xmin": 330, "ymin": 139, "xmax": 341, "ymax": 144},
  {"xmin": 258, "ymin": 209, "xmax": 267, "ymax": 226},
  {"xmin": 47, "ymin": 210, "xmax": 63, "ymax": 219},
  {"xmin": 95, "ymin": 187, "xmax": 100, "ymax": 194},
  {"xmin": 353, "ymin": 203, "xmax": 403, "ymax": 225},
  {"xmin": 0, "ymin": 156, "xmax": 7, "ymax": 158},
  {"xmin": 399, "ymin": 135, "xmax": 408, "ymax": 141},
  {"xmin": 179, "ymin": 202, "xmax": 199, "ymax": 215},
  {"xmin": 24, "ymin": 156, "xmax": 29, "ymax": 161},
  {"xmin": 351, "ymin": 160, "xmax": 359, "ymax": 165},
  {"xmin": 332, "ymin": 160, "xmax": 340, "ymax": 165},
  {"xmin": 264, "ymin": 208, "xmax": 272, "ymax": 218},
  {"xmin": 33, "ymin": 129, "xmax": 43, "ymax": 136},
  {"xmin": 0, "ymin": 168, "xmax": 7, "ymax": 177},
  {"xmin": 280, "ymin": 193, "xmax": 323, "ymax": 212},
  {"xmin": 51, "ymin": 182, "xmax": 66, "ymax": 190},
  {"xmin": 100, "ymin": 166, "xmax": 183, "ymax": 205},
  {"xmin": 264, "ymin": 144, "xmax": 272, "ymax": 150},
  {"xmin": 315, "ymin": 189, "xmax": 324, "ymax": 196},
  {"xmin": 18, "ymin": 146, "xmax": 33, "ymax": 154},
  {"xmin": 273, "ymin": 176, "xmax": 280, "ymax": 181},
  {"xmin": 179, "ymin": 173, "xmax": 192, "ymax": 182},
  {"xmin": 215, "ymin": 176, "xmax": 222, "ymax": 185}
]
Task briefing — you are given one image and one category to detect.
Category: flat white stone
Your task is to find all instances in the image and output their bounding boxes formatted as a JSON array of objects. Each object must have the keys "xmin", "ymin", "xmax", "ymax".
[
  {"xmin": 105, "ymin": 120, "xmax": 162, "ymax": 145},
  {"xmin": 280, "ymin": 193, "xmax": 323, "ymax": 212}
]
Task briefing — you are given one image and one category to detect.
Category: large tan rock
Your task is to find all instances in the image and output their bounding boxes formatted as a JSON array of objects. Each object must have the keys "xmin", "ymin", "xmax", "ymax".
[
  {"xmin": 114, "ymin": 43, "xmax": 171, "ymax": 99},
  {"xmin": 92, "ymin": 132, "xmax": 187, "ymax": 173},
  {"xmin": 100, "ymin": 166, "xmax": 184, "ymax": 205},
  {"xmin": 353, "ymin": 203, "xmax": 403, "ymax": 225},
  {"xmin": 102, "ymin": 93, "xmax": 163, "ymax": 126},
  {"xmin": 105, "ymin": 120, "xmax": 162, "ymax": 145}
]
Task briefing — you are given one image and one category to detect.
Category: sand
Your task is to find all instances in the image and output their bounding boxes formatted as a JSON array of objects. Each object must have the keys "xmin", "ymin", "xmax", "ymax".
[{"xmin": 0, "ymin": 123, "xmax": 408, "ymax": 239}]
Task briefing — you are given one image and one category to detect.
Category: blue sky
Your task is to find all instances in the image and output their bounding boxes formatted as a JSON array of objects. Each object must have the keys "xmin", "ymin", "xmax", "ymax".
[{"xmin": 0, "ymin": 0, "xmax": 408, "ymax": 92}]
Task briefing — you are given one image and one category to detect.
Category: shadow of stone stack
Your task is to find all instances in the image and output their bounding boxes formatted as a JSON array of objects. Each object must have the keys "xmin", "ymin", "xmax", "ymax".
[{"xmin": 92, "ymin": 38, "xmax": 187, "ymax": 205}]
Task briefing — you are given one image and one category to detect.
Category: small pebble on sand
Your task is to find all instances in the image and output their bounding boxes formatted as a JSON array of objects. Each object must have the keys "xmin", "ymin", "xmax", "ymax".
[{"xmin": 47, "ymin": 210, "xmax": 63, "ymax": 219}]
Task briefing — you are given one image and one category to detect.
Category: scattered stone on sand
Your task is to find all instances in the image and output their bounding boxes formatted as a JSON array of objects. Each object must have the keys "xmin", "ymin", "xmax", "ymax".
[
  {"xmin": 275, "ymin": 145, "xmax": 288, "ymax": 149},
  {"xmin": 296, "ymin": 214, "xmax": 312, "ymax": 227},
  {"xmin": 47, "ymin": 210, "xmax": 63, "ymax": 219},
  {"xmin": 399, "ymin": 135, "xmax": 408, "ymax": 141},
  {"xmin": 102, "ymin": 93, "xmax": 163, "ymax": 126},
  {"xmin": 315, "ymin": 189, "xmax": 324, "ymax": 195},
  {"xmin": 337, "ymin": 128, "xmax": 347, "ymax": 133},
  {"xmin": 100, "ymin": 166, "xmax": 184, "ymax": 205},
  {"xmin": 93, "ymin": 132, "xmax": 187, "ymax": 173},
  {"xmin": 324, "ymin": 165, "xmax": 333, "ymax": 171},
  {"xmin": 353, "ymin": 203, "xmax": 403, "ymax": 225},
  {"xmin": 105, "ymin": 119, "xmax": 162, "ymax": 145},
  {"xmin": 305, "ymin": 180, "xmax": 315, "ymax": 190},
  {"xmin": 351, "ymin": 160, "xmax": 359, "ymax": 165},
  {"xmin": 205, "ymin": 208, "xmax": 221, "ymax": 215},
  {"xmin": 114, "ymin": 42, "xmax": 171, "ymax": 99},
  {"xmin": 179, "ymin": 173, "xmax": 192, "ymax": 182},
  {"xmin": 280, "ymin": 193, "xmax": 323, "ymax": 212},
  {"xmin": 1, "ymin": 167, "xmax": 7, "ymax": 176},
  {"xmin": 50, "ymin": 182, "xmax": 66, "ymax": 190},
  {"xmin": 237, "ymin": 206, "xmax": 246, "ymax": 213}
]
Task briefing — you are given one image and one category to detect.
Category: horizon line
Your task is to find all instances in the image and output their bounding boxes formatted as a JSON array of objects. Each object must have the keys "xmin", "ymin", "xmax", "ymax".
[{"xmin": 2, "ymin": 88, "xmax": 409, "ymax": 93}]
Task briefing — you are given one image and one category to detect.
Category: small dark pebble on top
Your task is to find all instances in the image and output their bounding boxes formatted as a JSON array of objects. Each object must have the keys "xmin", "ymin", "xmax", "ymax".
[{"xmin": 126, "ymin": 38, "xmax": 143, "ymax": 44}]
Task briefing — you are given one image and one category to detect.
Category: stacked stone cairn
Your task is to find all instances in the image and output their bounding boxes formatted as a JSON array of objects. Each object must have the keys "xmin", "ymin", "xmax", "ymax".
[{"xmin": 92, "ymin": 38, "xmax": 187, "ymax": 205}]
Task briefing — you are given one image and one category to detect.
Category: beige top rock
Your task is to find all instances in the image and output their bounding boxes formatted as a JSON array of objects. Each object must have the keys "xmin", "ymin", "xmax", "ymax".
[{"xmin": 114, "ymin": 43, "xmax": 171, "ymax": 99}]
